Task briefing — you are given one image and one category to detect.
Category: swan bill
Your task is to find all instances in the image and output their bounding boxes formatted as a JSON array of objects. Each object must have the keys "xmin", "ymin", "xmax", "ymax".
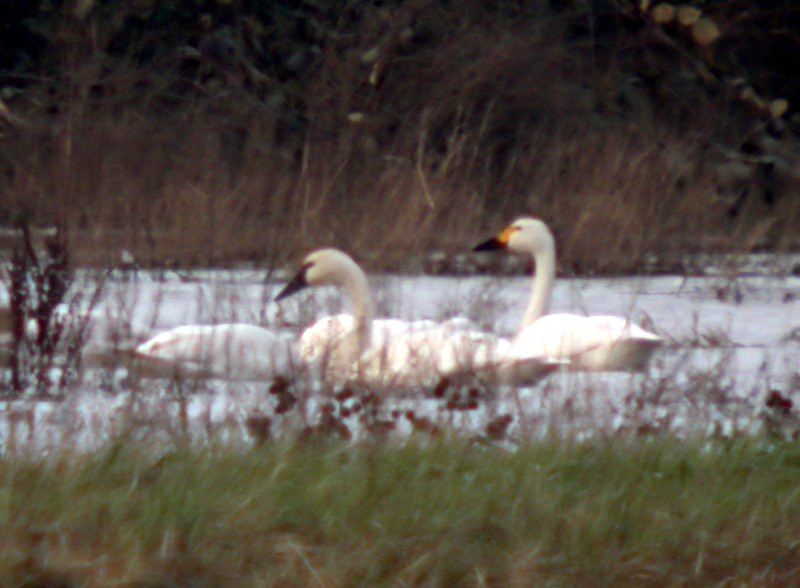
[
  {"xmin": 474, "ymin": 224, "xmax": 519, "ymax": 251},
  {"xmin": 275, "ymin": 263, "xmax": 311, "ymax": 301},
  {"xmin": 473, "ymin": 237, "xmax": 506, "ymax": 252}
]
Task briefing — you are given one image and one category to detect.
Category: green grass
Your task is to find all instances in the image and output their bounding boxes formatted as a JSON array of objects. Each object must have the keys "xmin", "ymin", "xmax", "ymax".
[{"xmin": 2, "ymin": 436, "xmax": 800, "ymax": 586}]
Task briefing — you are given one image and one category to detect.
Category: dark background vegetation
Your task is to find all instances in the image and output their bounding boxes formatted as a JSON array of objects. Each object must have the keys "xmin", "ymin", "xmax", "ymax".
[{"xmin": 0, "ymin": 0, "xmax": 799, "ymax": 272}]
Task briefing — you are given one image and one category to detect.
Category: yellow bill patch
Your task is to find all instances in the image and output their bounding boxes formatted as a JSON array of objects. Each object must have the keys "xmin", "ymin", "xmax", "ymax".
[{"xmin": 497, "ymin": 225, "xmax": 519, "ymax": 245}]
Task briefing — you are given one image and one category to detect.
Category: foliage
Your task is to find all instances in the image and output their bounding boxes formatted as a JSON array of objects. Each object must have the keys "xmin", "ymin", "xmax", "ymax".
[
  {"xmin": 2, "ymin": 437, "xmax": 800, "ymax": 585},
  {"xmin": 0, "ymin": 1, "xmax": 798, "ymax": 271},
  {"xmin": 1, "ymin": 223, "xmax": 105, "ymax": 397}
]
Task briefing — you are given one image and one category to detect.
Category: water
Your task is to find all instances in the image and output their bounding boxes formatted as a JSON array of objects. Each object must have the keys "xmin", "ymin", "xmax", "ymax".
[{"xmin": 2, "ymin": 268, "xmax": 800, "ymax": 453}]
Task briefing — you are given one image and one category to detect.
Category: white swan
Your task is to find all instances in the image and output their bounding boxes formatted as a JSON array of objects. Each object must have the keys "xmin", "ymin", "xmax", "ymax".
[
  {"xmin": 275, "ymin": 248, "xmax": 557, "ymax": 389},
  {"xmin": 297, "ymin": 314, "xmax": 437, "ymax": 365},
  {"xmin": 134, "ymin": 323, "xmax": 298, "ymax": 380},
  {"xmin": 474, "ymin": 217, "xmax": 663, "ymax": 371}
]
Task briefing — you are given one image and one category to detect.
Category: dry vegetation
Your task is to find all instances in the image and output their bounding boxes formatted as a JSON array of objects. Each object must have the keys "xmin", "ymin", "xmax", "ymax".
[
  {"xmin": 1, "ymin": 4, "xmax": 800, "ymax": 582},
  {"xmin": 0, "ymin": 1, "xmax": 798, "ymax": 273}
]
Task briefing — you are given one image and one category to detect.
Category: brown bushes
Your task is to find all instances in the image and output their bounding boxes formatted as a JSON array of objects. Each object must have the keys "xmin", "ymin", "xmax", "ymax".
[{"xmin": 0, "ymin": 1, "xmax": 798, "ymax": 273}]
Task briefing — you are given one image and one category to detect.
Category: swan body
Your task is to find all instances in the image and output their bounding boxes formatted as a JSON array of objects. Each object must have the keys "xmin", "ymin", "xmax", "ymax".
[
  {"xmin": 134, "ymin": 323, "xmax": 297, "ymax": 380},
  {"xmin": 351, "ymin": 321, "xmax": 516, "ymax": 384},
  {"xmin": 276, "ymin": 248, "xmax": 557, "ymax": 389},
  {"xmin": 508, "ymin": 314, "xmax": 662, "ymax": 371},
  {"xmin": 474, "ymin": 217, "xmax": 663, "ymax": 371},
  {"xmin": 299, "ymin": 313, "xmax": 552, "ymax": 386},
  {"xmin": 297, "ymin": 314, "xmax": 439, "ymax": 365},
  {"xmin": 297, "ymin": 314, "xmax": 479, "ymax": 365},
  {"xmin": 373, "ymin": 325, "xmax": 562, "ymax": 386}
]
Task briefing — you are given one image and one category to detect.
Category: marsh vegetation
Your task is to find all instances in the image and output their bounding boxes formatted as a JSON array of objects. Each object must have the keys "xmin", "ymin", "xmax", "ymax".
[{"xmin": 2, "ymin": 1, "xmax": 800, "ymax": 585}]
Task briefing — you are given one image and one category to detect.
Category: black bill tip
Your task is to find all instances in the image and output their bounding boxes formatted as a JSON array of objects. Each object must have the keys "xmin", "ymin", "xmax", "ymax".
[
  {"xmin": 274, "ymin": 264, "xmax": 311, "ymax": 302},
  {"xmin": 472, "ymin": 237, "xmax": 505, "ymax": 252}
]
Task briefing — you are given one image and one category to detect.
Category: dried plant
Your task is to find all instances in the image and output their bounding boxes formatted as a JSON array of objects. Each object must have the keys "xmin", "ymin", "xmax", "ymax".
[{"xmin": 1, "ymin": 224, "xmax": 105, "ymax": 398}]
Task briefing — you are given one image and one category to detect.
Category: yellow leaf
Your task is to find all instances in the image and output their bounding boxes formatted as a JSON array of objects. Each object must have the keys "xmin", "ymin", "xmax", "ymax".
[
  {"xmin": 677, "ymin": 5, "xmax": 702, "ymax": 26},
  {"xmin": 361, "ymin": 46, "xmax": 381, "ymax": 64},
  {"xmin": 769, "ymin": 99, "xmax": 789, "ymax": 119},
  {"xmin": 652, "ymin": 3, "xmax": 675, "ymax": 24},
  {"xmin": 691, "ymin": 17, "xmax": 721, "ymax": 46},
  {"xmin": 740, "ymin": 87, "xmax": 764, "ymax": 109}
]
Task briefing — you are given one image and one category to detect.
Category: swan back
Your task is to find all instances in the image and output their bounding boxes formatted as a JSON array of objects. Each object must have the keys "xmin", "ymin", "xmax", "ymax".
[
  {"xmin": 509, "ymin": 314, "xmax": 662, "ymax": 371},
  {"xmin": 298, "ymin": 312, "xmax": 530, "ymax": 388},
  {"xmin": 134, "ymin": 324, "xmax": 297, "ymax": 380},
  {"xmin": 348, "ymin": 324, "xmax": 522, "ymax": 389}
]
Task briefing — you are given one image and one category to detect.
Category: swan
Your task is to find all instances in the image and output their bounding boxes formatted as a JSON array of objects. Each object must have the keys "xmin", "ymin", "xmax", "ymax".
[
  {"xmin": 474, "ymin": 217, "xmax": 663, "ymax": 371},
  {"xmin": 297, "ymin": 314, "xmax": 438, "ymax": 365},
  {"xmin": 275, "ymin": 248, "xmax": 558, "ymax": 389},
  {"xmin": 134, "ymin": 323, "xmax": 298, "ymax": 380},
  {"xmin": 297, "ymin": 315, "xmax": 479, "ymax": 366}
]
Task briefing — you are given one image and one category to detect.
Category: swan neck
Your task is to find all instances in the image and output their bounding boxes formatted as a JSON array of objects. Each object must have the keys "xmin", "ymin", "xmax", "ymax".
[
  {"xmin": 522, "ymin": 244, "xmax": 555, "ymax": 327},
  {"xmin": 343, "ymin": 268, "xmax": 374, "ymax": 355}
]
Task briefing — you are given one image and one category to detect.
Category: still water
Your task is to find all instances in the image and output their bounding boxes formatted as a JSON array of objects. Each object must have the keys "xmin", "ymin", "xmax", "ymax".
[{"xmin": 2, "ymin": 266, "xmax": 800, "ymax": 453}]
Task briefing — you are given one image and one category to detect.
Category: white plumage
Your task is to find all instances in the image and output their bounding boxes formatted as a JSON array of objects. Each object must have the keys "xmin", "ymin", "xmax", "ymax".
[
  {"xmin": 474, "ymin": 217, "xmax": 663, "ymax": 371},
  {"xmin": 275, "ymin": 248, "xmax": 558, "ymax": 389},
  {"xmin": 134, "ymin": 323, "xmax": 298, "ymax": 380},
  {"xmin": 297, "ymin": 314, "xmax": 437, "ymax": 365}
]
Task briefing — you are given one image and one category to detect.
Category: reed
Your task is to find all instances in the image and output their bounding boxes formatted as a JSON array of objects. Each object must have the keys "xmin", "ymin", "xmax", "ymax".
[{"xmin": 1, "ymin": 2, "xmax": 796, "ymax": 274}]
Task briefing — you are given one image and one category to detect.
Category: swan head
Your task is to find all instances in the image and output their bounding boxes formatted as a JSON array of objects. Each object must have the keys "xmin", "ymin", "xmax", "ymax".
[
  {"xmin": 275, "ymin": 248, "xmax": 363, "ymax": 302},
  {"xmin": 473, "ymin": 217, "xmax": 555, "ymax": 257}
]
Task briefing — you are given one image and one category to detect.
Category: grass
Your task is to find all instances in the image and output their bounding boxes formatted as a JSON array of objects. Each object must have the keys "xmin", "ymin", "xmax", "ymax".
[
  {"xmin": 2, "ymin": 436, "xmax": 800, "ymax": 586},
  {"xmin": 0, "ymin": 4, "xmax": 798, "ymax": 584}
]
